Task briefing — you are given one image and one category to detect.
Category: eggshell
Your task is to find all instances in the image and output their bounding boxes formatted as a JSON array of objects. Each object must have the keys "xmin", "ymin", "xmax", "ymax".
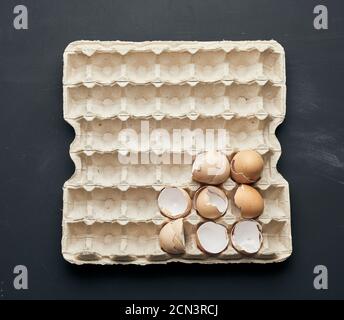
[
  {"xmin": 234, "ymin": 185, "xmax": 264, "ymax": 219},
  {"xmin": 196, "ymin": 221, "xmax": 229, "ymax": 254},
  {"xmin": 158, "ymin": 187, "xmax": 192, "ymax": 219},
  {"xmin": 192, "ymin": 151, "xmax": 230, "ymax": 185},
  {"xmin": 159, "ymin": 219, "xmax": 185, "ymax": 255},
  {"xmin": 230, "ymin": 150, "xmax": 264, "ymax": 184},
  {"xmin": 231, "ymin": 219, "xmax": 263, "ymax": 255},
  {"xmin": 195, "ymin": 186, "xmax": 228, "ymax": 220}
]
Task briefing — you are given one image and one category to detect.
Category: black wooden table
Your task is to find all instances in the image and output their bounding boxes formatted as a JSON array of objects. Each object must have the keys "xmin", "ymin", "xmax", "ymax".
[{"xmin": 0, "ymin": 0, "xmax": 343, "ymax": 299}]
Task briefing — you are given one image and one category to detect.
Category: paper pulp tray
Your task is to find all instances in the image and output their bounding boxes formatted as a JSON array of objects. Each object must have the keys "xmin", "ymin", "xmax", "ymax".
[{"xmin": 62, "ymin": 40, "xmax": 292, "ymax": 265}]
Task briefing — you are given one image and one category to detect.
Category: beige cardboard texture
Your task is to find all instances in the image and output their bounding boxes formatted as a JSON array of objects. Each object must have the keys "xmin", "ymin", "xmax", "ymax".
[{"xmin": 62, "ymin": 40, "xmax": 292, "ymax": 265}]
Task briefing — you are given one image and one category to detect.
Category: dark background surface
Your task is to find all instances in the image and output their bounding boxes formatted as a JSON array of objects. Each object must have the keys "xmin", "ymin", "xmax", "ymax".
[{"xmin": 0, "ymin": 0, "xmax": 343, "ymax": 300}]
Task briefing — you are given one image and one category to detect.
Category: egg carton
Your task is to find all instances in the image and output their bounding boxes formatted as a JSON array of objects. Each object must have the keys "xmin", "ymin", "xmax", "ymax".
[{"xmin": 62, "ymin": 40, "xmax": 292, "ymax": 264}]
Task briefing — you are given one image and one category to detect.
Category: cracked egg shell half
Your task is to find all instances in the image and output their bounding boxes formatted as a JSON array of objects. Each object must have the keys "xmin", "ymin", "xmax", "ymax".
[
  {"xmin": 230, "ymin": 150, "xmax": 264, "ymax": 184},
  {"xmin": 158, "ymin": 187, "xmax": 192, "ymax": 219},
  {"xmin": 194, "ymin": 186, "xmax": 228, "ymax": 220},
  {"xmin": 159, "ymin": 219, "xmax": 185, "ymax": 255},
  {"xmin": 196, "ymin": 221, "xmax": 229, "ymax": 254},
  {"xmin": 234, "ymin": 184, "xmax": 264, "ymax": 219},
  {"xmin": 231, "ymin": 220, "xmax": 263, "ymax": 255},
  {"xmin": 192, "ymin": 151, "xmax": 230, "ymax": 185}
]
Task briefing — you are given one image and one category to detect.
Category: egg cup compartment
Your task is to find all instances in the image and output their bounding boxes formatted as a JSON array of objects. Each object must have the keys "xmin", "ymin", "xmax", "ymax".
[
  {"xmin": 63, "ymin": 41, "xmax": 284, "ymax": 85},
  {"xmin": 257, "ymin": 220, "xmax": 291, "ymax": 259},
  {"xmin": 227, "ymin": 49, "xmax": 282, "ymax": 83},
  {"xmin": 64, "ymin": 81, "xmax": 285, "ymax": 120},
  {"xmin": 159, "ymin": 51, "xmax": 193, "ymax": 82}
]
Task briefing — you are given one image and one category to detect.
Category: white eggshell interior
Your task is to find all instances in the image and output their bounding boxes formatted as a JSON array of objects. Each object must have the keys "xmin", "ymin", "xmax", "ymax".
[
  {"xmin": 197, "ymin": 222, "xmax": 229, "ymax": 254},
  {"xmin": 231, "ymin": 220, "xmax": 262, "ymax": 254},
  {"xmin": 206, "ymin": 187, "xmax": 228, "ymax": 213},
  {"xmin": 158, "ymin": 187, "xmax": 189, "ymax": 217}
]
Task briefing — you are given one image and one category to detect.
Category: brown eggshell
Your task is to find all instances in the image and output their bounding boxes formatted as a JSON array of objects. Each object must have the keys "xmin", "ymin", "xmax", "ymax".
[
  {"xmin": 159, "ymin": 219, "xmax": 185, "ymax": 254},
  {"xmin": 230, "ymin": 150, "xmax": 264, "ymax": 184},
  {"xmin": 192, "ymin": 151, "xmax": 230, "ymax": 185},
  {"xmin": 234, "ymin": 185, "xmax": 264, "ymax": 219},
  {"xmin": 195, "ymin": 186, "xmax": 228, "ymax": 220}
]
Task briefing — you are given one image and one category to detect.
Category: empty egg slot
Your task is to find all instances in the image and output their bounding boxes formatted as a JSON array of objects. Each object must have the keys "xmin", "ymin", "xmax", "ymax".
[
  {"xmin": 228, "ymin": 49, "xmax": 263, "ymax": 80},
  {"xmin": 193, "ymin": 83, "xmax": 227, "ymax": 116},
  {"xmin": 260, "ymin": 82, "xmax": 285, "ymax": 116},
  {"xmin": 64, "ymin": 221, "xmax": 165, "ymax": 260},
  {"xmin": 158, "ymin": 51, "xmax": 193, "ymax": 82},
  {"xmin": 63, "ymin": 187, "xmax": 161, "ymax": 222},
  {"xmin": 258, "ymin": 184, "xmax": 290, "ymax": 221},
  {"xmin": 224, "ymin": 117, "xmax": 270, "ymax": 150},
  {"xmin": 125, "ymin": 52, "xmax": 157, "ymax": 83},
  {"xmin": 160, "ymin": 162, "xmax": 193, "ymax": 186},
  {"xmin": 64, "ymin": 53, "xmax": 88, "ymax": 84},
  {"xmin": 89, "ymin": 52, "xmax": 123, "ymax": 83},
  {"xmin": 159, "ymin": 83, "xmax": 193, "ymax": 116},
  {"xmin": 119, "ymin": 222, "xmax": 163, "ymax": 257},
  {"xmin": 261, "ymin": 49, "xmax": 283, "ymax": 83},
  {"xmin": 64, "ymin": 52, "xmax": 124, "ymax": 84},
  {"xmin": 159, "ymin": 118, "xmax": 230, "ymax": 152},
  {"xmin": 124, "ymin": 84, "xmax": 158, "ymax": 116},
  {"xmin": 71, "ymin": 152, "xmax": 157, "ymax": 187},
  {"xmin": 256, "ymin": 220, "xmax": 291, "ymax": 259},
  {"xmin": 227, "ymin": 49, "xmax": 283, "ymax": 82},
  {"xmin": 64, "ymin": 84, "xmax": 123, "ymax": 119},
  {"xmin": 193, "ymin": 50, "xmax": 228, "ymax": 82},
  {"xmin": 64, "ymin": 222, "xmax": 122, "ymax": 259},
  {"xmin": 227, "ymin": 82, "xmax": 285, "ymax": 117},
  {"xmin": 72, "ymin": 118, "xmax": 124, "ymax": 151}
]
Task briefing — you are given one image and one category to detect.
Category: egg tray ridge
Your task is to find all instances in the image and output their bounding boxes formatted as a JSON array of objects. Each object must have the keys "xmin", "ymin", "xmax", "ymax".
[{"xmin": 62, "ymin": 40, "xmax": 292, "ymax": 265}]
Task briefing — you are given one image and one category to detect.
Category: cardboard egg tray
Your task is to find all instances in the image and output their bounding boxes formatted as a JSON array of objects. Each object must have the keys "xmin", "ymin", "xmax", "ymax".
[{"xmin": 62, "ymin": 41, "xmax": 292, "ymax": 264}]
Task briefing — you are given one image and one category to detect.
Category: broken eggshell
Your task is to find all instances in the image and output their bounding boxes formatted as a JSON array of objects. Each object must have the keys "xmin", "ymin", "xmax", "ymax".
[
  {"xmin": 194, "ymin": 186, "xmax": 228, "ymax": 220},
  {"xmin": 158, "ymin": 187, "xmax": 192, "ymax": 219},
  {"xmin": 230, "ymin": 150, "xmax": 264, "ymax": 184},
  {"xmin": 192, "ymin": 151, "xmax": 230, "ymax": 185},
  {"xmin": 234, "ymin": 184, "xmax": 264, "ymax": 219},
  {"xmin": 231, "ymin": 219, "xmax": 263, "ymax": 255},
  {"xmin": 159, "ymin": 218, "xmax": 185, "ymax": 255},
  {"xmin": 196, "ymin": 221, "xmax": 229, "ymax": 254}
]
